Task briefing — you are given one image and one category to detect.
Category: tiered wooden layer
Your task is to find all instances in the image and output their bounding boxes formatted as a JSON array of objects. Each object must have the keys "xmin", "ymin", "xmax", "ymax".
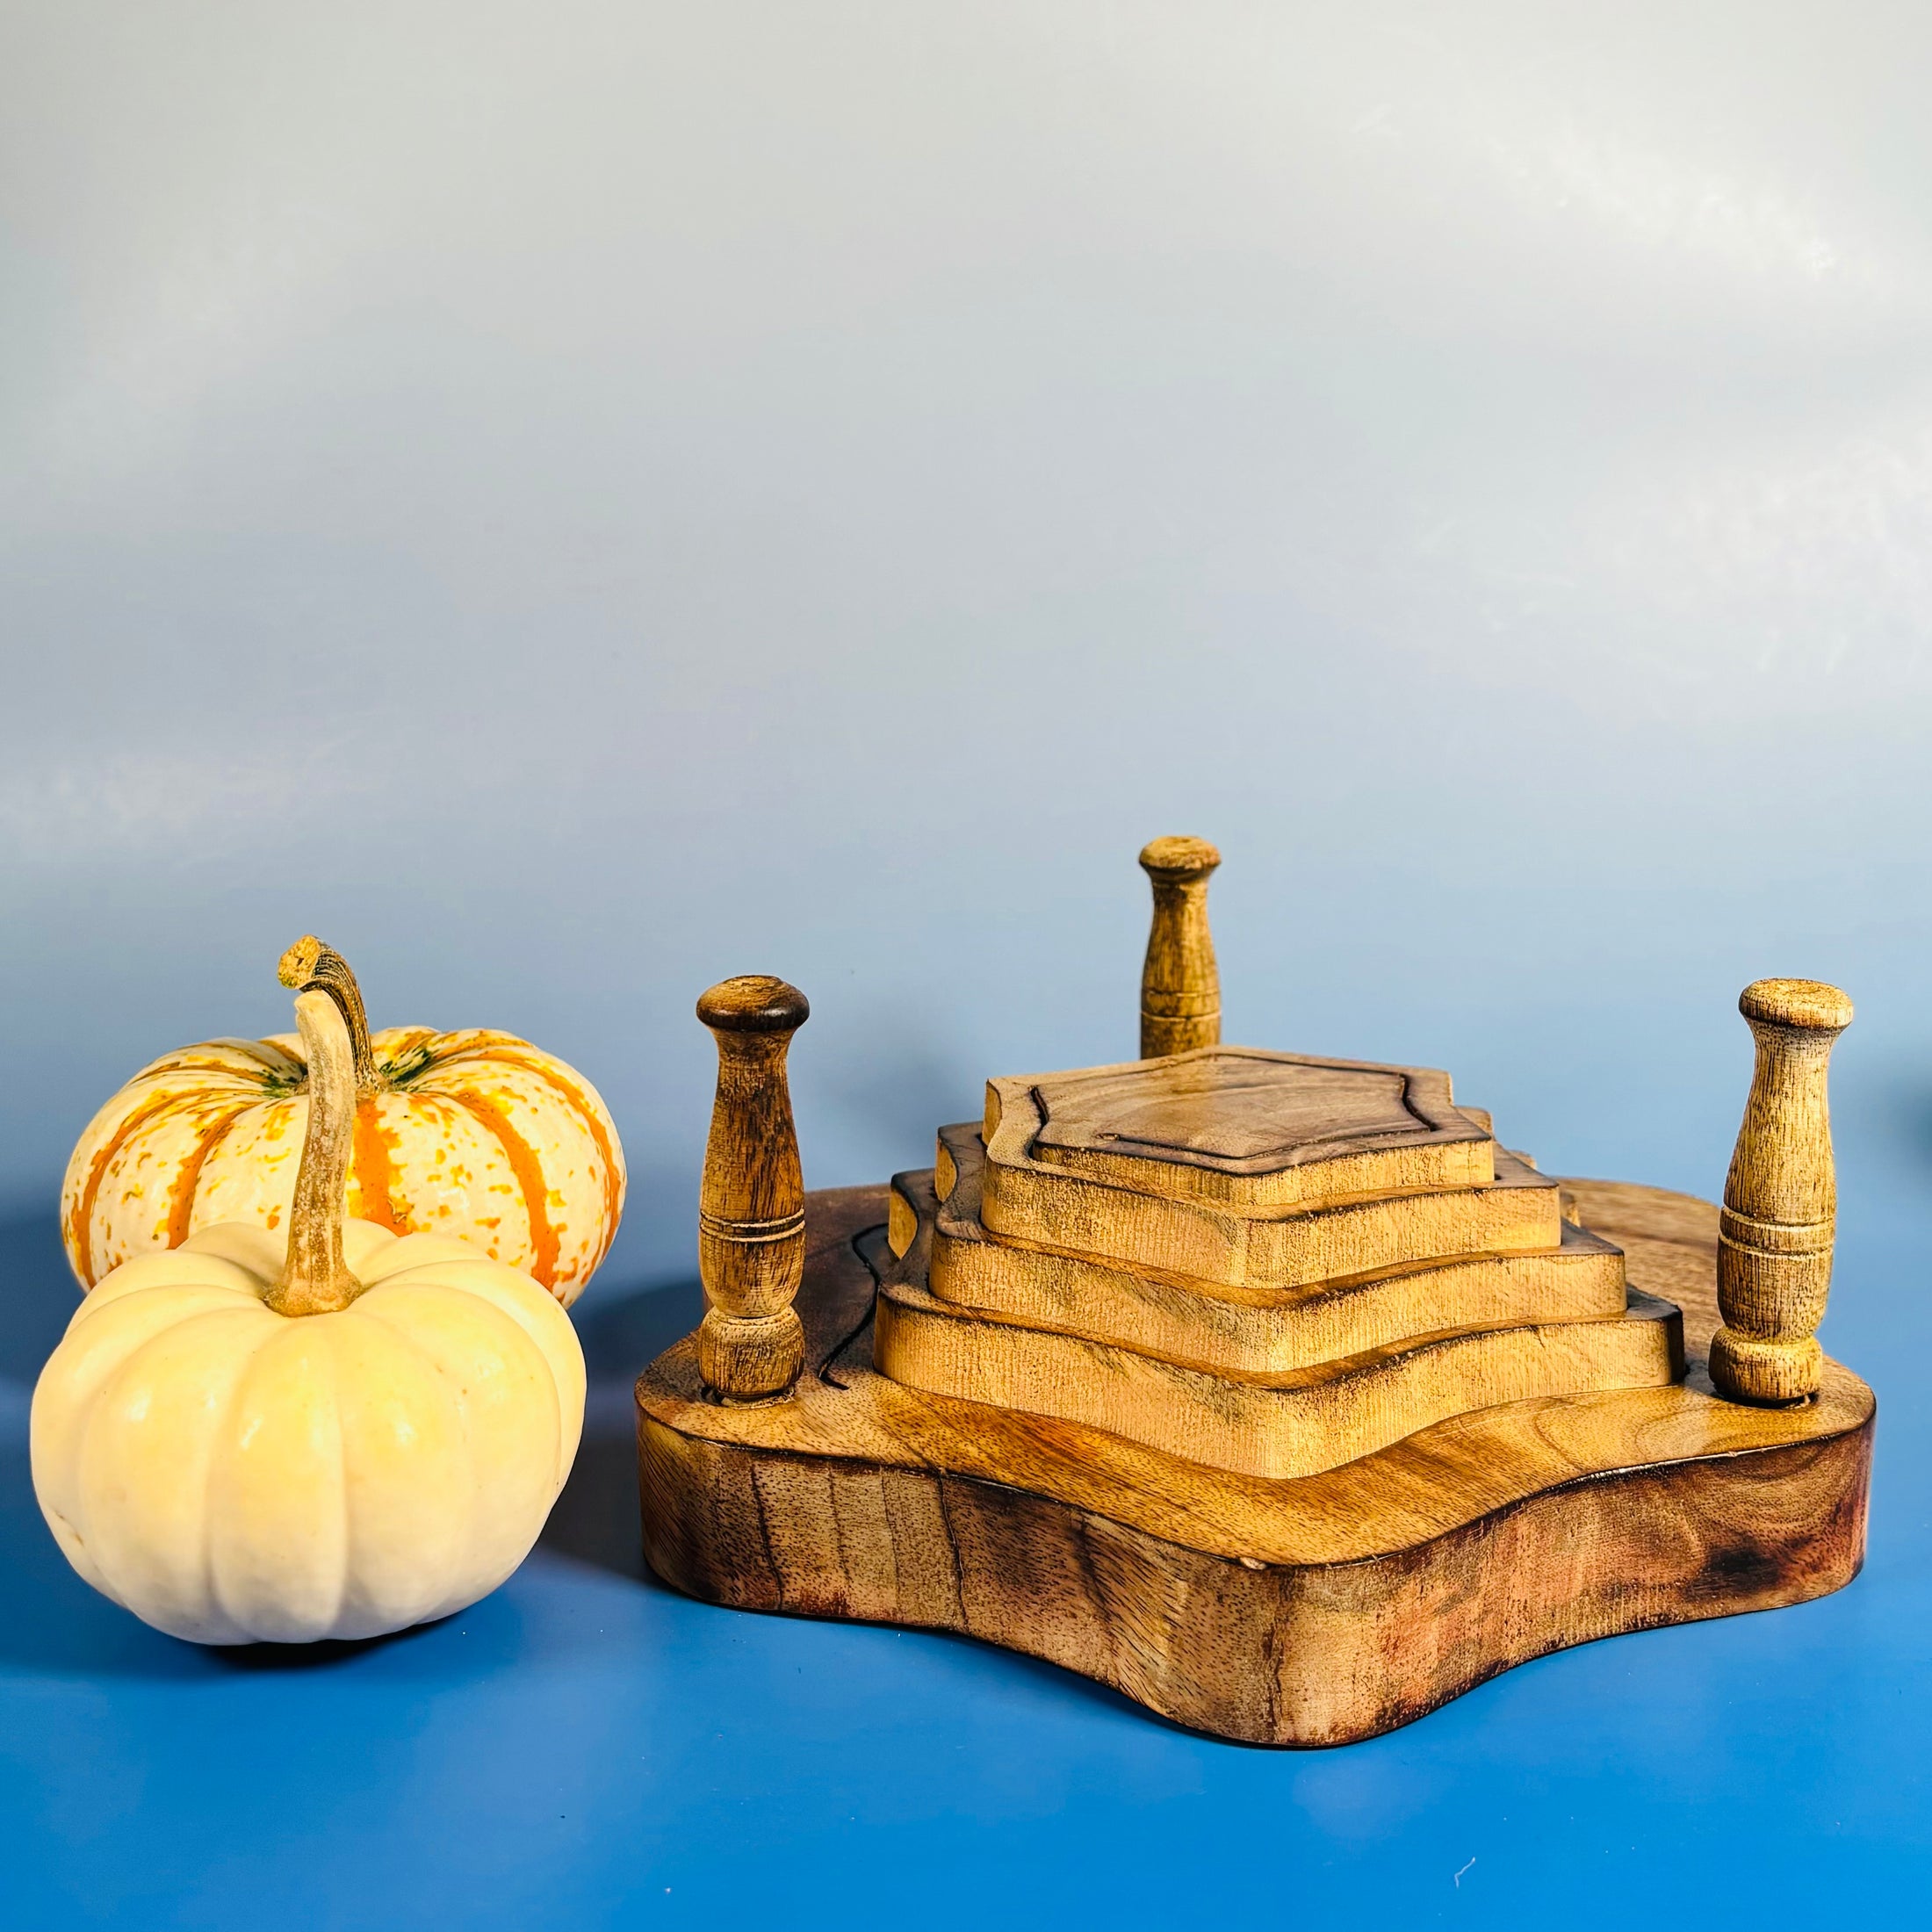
[
  {"xmin": 870, "ymin": 1049, "xmax": 1683, "ymax": 1477},
  {"xmin": 876, "ymin": 1154, "xmax": 1680, "ymax": 1480},
  {"xmin": 977, "ymin": 1049, "xmax": 1548, "ymax": 1287},
  {"xmin": 921, "ymin": 1122, "xmax": 1627, "ymax": 1373},
  {"xmin": 994, "ymin": 1049, "xmax": 1493, "ymax": 1209}
]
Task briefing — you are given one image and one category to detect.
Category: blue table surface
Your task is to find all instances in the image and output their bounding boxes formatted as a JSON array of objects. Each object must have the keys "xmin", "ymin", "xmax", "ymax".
[{"xmin": 3, "ymin": 1182, "xmax": 1926, "ymax": 1931}]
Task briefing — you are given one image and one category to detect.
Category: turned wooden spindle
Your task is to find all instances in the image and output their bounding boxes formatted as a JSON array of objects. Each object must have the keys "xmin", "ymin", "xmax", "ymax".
[
  {"xmin": 695, "ymin": 976, "xmax": 811, "ymax": 1402},
  {"xmin": 1709, "ymin": 977, "xmax": 1855, "ymax": 1405},
  {"xmin": 1139, "ymin": 836, "xmax": 1222, "ymax": 1058}
]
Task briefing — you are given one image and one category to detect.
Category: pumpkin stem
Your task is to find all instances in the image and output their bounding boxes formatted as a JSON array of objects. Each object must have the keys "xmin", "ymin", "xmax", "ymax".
[
  {"xmin": 267, "ymin": 989, "xmax": 364, "ymax": 1316},
  {"xmin": 278, "ymin": 936, "xmax": 381, "ymax": 1096}
]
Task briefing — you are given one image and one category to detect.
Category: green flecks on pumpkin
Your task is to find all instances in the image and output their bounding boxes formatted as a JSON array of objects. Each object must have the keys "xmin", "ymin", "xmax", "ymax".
[{"xmin": 381, "ymin": 1042, "xmax": 437, "ymax": 1087}]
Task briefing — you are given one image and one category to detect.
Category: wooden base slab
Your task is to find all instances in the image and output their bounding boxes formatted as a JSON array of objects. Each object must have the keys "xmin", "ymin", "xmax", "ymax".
[{"xmin": 635, "ymin": 1180, "xmax": 1873, "ymax": 1747}]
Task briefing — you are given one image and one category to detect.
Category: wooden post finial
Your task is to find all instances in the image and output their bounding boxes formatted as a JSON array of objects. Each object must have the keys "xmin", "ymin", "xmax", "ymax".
[
  {"xmin": 1710, "ymin": 977, "xmax": 1854, "ymax": 1405},
  {"xmin": 695, "ymin": 975, "xmax": 810, "ymax": 1402},
  {"xmin": 1139, "ymin": 836, "xmax": 1222, "ymax": 1059}
]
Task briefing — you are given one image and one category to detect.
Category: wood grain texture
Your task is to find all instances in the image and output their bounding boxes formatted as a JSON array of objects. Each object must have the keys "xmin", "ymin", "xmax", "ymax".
[
  {"xmin": 1000, "ymin": 1047, "xmax": 1494, "ymax": 1209},
  {"xmin": 694, "ymin": 977, "xmax": 811, "ymax": 1401},
  {"xmin": 980, "ymin": 1079, "xmax": 1560, "ymax": 1287},
  {"xmin": 636, "ymin": 1183, "xmax": 1872, "ymax": 1746},
  {"xmin": 925, "ymin": 1122, "xmax": 1625, "ymax": 1375},
  {"xmin": 1712, "ymin": 978, "xmax": 1854, "ymax": 1404},
  {"xmin": 1139, "ymin": 837, "xmax": 1221, "ymax": 1059},
  {"xmin": 877, "ymin": 1168, "xmax": 1681, "ymax": 1478}
]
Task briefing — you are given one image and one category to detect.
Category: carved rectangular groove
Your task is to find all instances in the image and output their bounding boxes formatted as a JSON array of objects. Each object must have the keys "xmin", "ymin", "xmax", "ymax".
[{"xmin": 991, "ymin": 1046, "xmax": 1494, "ymax": 1210}]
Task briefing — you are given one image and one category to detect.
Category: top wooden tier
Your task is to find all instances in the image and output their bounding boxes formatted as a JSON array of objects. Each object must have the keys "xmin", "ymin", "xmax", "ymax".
[{"xmin": 985, "ymin": 1044, "xmax": 1494, "ymax": 1213}]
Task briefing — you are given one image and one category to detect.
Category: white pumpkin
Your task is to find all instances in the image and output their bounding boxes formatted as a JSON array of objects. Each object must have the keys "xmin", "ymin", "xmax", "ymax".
[{"xmin": 32, "ymin": 987, "xmax": 585, "ymax": 1645}]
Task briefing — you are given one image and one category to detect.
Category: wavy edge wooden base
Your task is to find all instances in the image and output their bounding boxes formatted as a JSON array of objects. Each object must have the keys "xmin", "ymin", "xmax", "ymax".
[{"xmin": 635, "ymin": 1181, "xmax": 1873, "ymax": 1747}]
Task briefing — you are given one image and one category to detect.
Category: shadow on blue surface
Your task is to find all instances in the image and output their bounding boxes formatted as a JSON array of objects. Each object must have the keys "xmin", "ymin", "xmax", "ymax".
[
  {"xmin": 0, "ymin": 1209, "xmax": 77, "ymax": 1387},
  {"xmin": 1884, "ymin": 1075, "xmax": 1932, "ymax": 1173},
  {"xmin": 540, "ymin": 1269, "xmax": 704, "ymax": 1581},
  {"xmin": 570, "ymin": 1266, "xmax": 704, "ymax": 1389}
]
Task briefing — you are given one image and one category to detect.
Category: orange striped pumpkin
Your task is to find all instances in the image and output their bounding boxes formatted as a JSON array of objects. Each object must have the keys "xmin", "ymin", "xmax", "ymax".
[{"xmin": 61, "ymin": 938, "xmax": 625, "ymax": 1308}]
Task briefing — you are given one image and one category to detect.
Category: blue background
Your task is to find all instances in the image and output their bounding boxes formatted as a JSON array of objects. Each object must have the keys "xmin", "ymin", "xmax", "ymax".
[{"xmin": 2, "ymin": 3, "xmax": 1928, "ymax": 1922}]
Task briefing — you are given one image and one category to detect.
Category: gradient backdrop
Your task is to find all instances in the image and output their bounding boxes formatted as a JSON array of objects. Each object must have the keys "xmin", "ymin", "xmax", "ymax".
[{"xmin": 2, "ymin": 3, "xmax": 1928, "ymax": 1924}]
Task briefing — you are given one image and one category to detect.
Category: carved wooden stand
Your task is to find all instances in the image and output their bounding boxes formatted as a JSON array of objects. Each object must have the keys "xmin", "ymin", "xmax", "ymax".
[{"xmin": 636, "ymin": 844, "xmax": 1873, "ymax": 1746}]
